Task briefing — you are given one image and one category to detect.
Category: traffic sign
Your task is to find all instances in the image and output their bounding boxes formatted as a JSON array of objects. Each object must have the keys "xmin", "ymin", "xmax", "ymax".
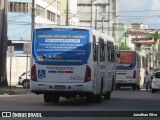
[
  {"xmin": 8, "ymin": 46, "xmax": 14, "ymax": 57},
  {"xmin": 23, "ymin": 43, "xmax": 31, "ymax": 54}
]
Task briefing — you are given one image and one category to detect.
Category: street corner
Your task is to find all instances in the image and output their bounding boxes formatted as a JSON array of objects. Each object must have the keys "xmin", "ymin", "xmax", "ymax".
[
  {"xmin": 0, "ymin": 90, "xmax": 16, "ymax": 95},
  {"xmin": 0, "ymin": 87, "xmax": 31, "ymax": 95}
]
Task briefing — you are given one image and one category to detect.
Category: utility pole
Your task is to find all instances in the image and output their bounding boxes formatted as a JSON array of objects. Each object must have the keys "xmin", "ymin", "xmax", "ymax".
[
  {"xmin": 57, "ymin": 0, "xmax": 59, "ymax": 25},
  {"xmin": 0, "ymin": 0, "xmax": 8, "ymax": 86},
  {"xmin": 66, "ymin": 0, "xmax": 69, "ymax": 26},
  {"xmin": 32, "ymin": 0, "xmax": 35, "ymax": 36},
  {"xmin": 30, "ymin": 0, "xmax": 35, "ymax": 69},
  {"xmin": 123, "ymin": 32, "xmax": 128, "ymax": 48},
  {"xmin": 91, "ymin": 0, "xmax": 93, "ymax": 28},
  {"xmin": 95, "ymin": 5, "xmax": 97, "ymax": 30},
  {"xmin": 102, "ymin": 17, "xmax": 104, "ymax": 33},
  {"xmin": 108, "ymin": 0, "xmax": 110, "ymax": 35}
]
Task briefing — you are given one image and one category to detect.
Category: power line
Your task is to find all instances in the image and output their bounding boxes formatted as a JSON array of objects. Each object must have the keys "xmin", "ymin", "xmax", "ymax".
[
  {"xmin": 120, "ymin": 9, "xmax": 160, "ymax": 13},
  {"xmin": 35, "ymin": 0, "xmax": 57, "ymax": 17},
  {"xmin": 69, "ymin": 0, "xmax": 97, "ymax": 20}
]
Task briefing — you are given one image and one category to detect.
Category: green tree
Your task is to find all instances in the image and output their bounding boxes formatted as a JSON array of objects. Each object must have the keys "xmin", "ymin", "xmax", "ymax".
[
  {"xmin": 118, "ymin": 42, "xmax": 132, "ymax": 50},
  {"xmin": 149, "ymin": 32, "xmax": 160, "ymax": 41}
]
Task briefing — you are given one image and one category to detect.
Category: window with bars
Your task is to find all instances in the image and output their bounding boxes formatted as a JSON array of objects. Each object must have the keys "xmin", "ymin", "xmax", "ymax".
[
  {"xmin": 101, "ymin": 6, "xmax": 106, "ymax": 14},
  {"xmin": 47, "ymin": 10, "xmax": 56, "ymax": 22},
  {"xmin": 8, "ymin": 2, "xmax": 30, "ymax": 13}
]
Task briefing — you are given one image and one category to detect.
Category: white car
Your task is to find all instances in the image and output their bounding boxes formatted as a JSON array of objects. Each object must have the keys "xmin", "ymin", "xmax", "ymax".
[
  {"xmin": 18, "ymin": 71, "xmax": 30, "ymax": 89},
  {"xmin": 151, "ymin": 71, "xmax": 160, "ymax": 93}
]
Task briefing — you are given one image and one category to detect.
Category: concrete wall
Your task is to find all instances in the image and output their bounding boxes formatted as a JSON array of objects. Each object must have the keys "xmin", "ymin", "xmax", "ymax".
[{"xmin": 7, "ymin": 56, "xmax": 30, "ymax": 86}]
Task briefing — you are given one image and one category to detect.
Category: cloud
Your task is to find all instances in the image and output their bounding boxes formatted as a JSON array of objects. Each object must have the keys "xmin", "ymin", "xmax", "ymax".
[
  {"xmin": 120, "ymin": 0, "xmax": 151, "ymax": 11},
  {"xmin": 147, "ymin": 0, "xmax": 160, "ymax": 26},
  {"xmin": 150, "ymin": 0, "xmax": 160, "ymax": 10},
  {"xmin": 119, "ymin": 0, "xmax": 160, "ymax": 28}
]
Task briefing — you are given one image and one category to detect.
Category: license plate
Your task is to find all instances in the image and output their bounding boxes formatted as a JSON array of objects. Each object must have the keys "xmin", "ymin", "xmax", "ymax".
[
  {"xmin": 117, "ymin": 80, "xmax": 124, "ymax": 83},
  {"xmin": 55, "ymin": 86, "xmax": 66, "ymax": 90}
]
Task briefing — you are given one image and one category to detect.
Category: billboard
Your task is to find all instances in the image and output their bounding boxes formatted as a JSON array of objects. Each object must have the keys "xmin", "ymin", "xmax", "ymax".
[
  {"xmin": 119, "ymin": 51, "xmax": 135, "ymax": 65},
  {"xmin": 33, "ymin": 28, "xmax": 91, "ymax": 65}
]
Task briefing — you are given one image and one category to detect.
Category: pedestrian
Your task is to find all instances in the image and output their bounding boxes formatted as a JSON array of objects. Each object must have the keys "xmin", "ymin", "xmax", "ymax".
[{"xmin": 144, "ymin": 71, "xmax": 152, "ymax": 91}]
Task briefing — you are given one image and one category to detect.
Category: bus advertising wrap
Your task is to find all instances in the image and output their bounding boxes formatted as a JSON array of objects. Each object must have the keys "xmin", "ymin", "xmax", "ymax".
[
  {"xmin": 119, "ymin": 51, "xmax": 135, "ymax": 65},
  {"xmin": 33, "ymin": 28, "xmax": 91, "ymax": 65}
]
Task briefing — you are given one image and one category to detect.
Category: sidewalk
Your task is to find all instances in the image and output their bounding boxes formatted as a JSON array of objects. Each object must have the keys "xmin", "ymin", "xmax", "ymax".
[{"xmin": 0, "ymin": 86, "xmax": 30, "ymax": 95}]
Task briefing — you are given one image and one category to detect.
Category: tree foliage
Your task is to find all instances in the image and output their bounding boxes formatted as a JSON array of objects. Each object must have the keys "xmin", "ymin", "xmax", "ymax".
[
  {"xmin": 149, "ymin": 32, "xmax": 160, "ymax": 40},
  {"xmin": 118, "ymin": 42, "xmax": 132, "ymax": 50}
]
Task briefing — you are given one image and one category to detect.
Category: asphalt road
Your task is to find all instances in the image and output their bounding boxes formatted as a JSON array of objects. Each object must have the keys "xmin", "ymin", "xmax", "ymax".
[{"xmin": 0, "ymin": 88, "xmax": 160, "ymax": 120}]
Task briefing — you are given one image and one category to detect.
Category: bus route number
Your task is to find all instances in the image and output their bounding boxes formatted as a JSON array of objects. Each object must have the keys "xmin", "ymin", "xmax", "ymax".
[{"xmin": 69, "ymin": 76, "xmax": 83, "ymax": 80}]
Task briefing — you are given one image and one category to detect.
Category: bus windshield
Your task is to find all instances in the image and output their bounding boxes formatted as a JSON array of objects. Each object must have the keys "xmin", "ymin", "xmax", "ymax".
[
  {"xmin": 33, "ymin": 28, "xmax": 91, "ymax": 65},
  {"xmin": 117, "ymin": 51, "xmax": 136, "ymax": 68}
]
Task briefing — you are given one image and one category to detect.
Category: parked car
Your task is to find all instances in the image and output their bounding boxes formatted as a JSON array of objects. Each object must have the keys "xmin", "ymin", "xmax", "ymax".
[
  {"xmin": 152, "ymin": 68, "xmax": 160, "ymax": 75},
  {"xmin": 18, "ymin": 71, "xmax": 30, "ymax": 89},
  {"xmin": 151, "ymin": 70, "xmax": 160, "ymax": 93}
]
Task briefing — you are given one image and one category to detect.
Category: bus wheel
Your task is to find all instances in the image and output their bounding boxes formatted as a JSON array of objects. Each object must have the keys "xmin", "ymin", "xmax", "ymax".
[
  {"xmin": 137, "ymin": 85, "xmax": 140, "ymax": 90},
  {"xmin": 116, "ymin": 85, "xmax": 120, "ymax": 90},
  {"xmin": 95, "ymin": 80, "xmax": 103, "ymax": 103},
  {"xmin": 86, "ymin": 95, "xmax": 93, "ymax": 103},
  {"xmin": 44, "ymin": 94, "xmax": 52, "ymax": 103},
  {"xmin": 151, "ymin": 89, "xmax": 156, "ymax": 93},
  {"xmin": 132, "ymin": 86, "xmax": 136, "ymax": 90},
  {"xmin": 104, "ymin": 91, "xmax": 111, "ymax": 99},
  {"xmin": 95, "ymin": 94, "xmax": 102, "ymax": 103},
  {"xmin": 51, "ymin": 95, "xmax": 60, "ymax": 103}
]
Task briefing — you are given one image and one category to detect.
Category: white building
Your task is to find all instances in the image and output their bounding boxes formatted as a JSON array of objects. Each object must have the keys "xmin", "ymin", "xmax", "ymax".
[
  {"xmin": 7, "ymin": 0, "xmax": 61, "ymax": 86},
  {"xmin": 60, "ymin": 0, "xmax": 79, "ymax": 26},
  {"xmin": 77, "ymin": 0, "xmax": 118, "ymax": 37}
]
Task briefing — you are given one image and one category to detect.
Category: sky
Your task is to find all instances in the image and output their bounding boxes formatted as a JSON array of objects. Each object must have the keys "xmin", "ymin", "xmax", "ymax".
[{"xmin": 119, "ymin": 0, "xmax": 160, "ymax": 29}]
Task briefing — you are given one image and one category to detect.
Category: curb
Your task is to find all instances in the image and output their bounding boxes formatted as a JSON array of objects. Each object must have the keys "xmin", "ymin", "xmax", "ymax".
[
  {"xmin": 0, "ymin": 89, "xmax": 30, "ymax": 95},
  {"xmin": 0, "ymin": 90, "xmax": 16, "ymax": 95}
]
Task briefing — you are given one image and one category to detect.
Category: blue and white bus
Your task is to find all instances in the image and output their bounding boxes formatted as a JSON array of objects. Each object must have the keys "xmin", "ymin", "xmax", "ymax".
[
  {"xmin": 116, "ymin": 50, "xmax": 147, "ymax": 90},
  {"xmin": 30, "ymin": 26, "xmax": 116, "ymax": 103}
]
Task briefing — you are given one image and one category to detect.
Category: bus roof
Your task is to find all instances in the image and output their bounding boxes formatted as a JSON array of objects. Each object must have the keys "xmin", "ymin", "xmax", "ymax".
[
  {"xmin": 118, "ymin": 50, "xmax": 137, "ymax": 52},
  {"xmin": 34, "ymin": 26, "xmax": 91, "ymax": 30},
  {"xmin": 34, "ymin": 26, "xmax": 115, "ymax": 43}
]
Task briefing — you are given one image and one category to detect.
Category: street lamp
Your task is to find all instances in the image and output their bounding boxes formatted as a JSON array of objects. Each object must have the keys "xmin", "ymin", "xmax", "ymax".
[{"xmin": 123, "ymin": 32, "xmax": 128, "ymax": 48}]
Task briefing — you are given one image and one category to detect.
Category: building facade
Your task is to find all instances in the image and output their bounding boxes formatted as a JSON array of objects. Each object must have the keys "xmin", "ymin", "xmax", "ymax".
[
  {"xmin": 60, "ymin": 0, "xmax": 79, "ymax": 26},
  {"xmin": 77, "ymin": 0, "xmax": 118, "ymax": 37},
  {"xmin": 117, "ymin": 23, "xmax": 129, "ymax": 48},
  {"xmin": 7, "ymin": 0, "xmax": 61, "ymax": 85}
]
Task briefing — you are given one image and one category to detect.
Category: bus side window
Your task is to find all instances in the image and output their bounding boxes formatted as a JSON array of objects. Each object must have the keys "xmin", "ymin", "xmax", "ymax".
[
  {"xmin": 111, "ymin": 42, "xmax": 115, "ymax": 61},
  {"xmin": 100, "ymin": 38, "xmax": 105, "ymax": 61},
  {"xmin": 137, "ymin": 54, "xmax": 140, "ymax": 68},
  {"xmin": 107, "ymin": 41, "xmax": 111, "ymax": 61},
  {"xmin": 93, "ymin": 36, "xmax": 97, "ymax": 61}
]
